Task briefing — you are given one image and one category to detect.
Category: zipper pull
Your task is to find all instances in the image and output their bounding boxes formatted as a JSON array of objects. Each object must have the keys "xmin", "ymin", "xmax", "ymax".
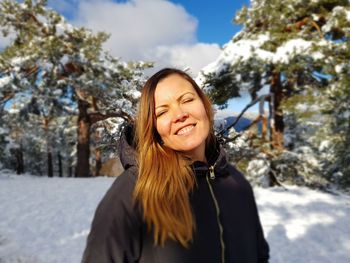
[{"xmin": 209, "ymin": 166, "xmax": 215, "ymax": 180}]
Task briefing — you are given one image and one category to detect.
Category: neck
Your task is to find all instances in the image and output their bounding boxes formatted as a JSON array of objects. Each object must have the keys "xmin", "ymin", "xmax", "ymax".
[{"xmin": 187, "ymin": 143, "xmax": 207, "ymax": 163}]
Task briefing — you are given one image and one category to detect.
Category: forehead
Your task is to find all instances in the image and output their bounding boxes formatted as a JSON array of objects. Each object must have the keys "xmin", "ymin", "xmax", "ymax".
[{"xmin": 154, "ymin": 74, "xmax": 197, "ymax": 104}]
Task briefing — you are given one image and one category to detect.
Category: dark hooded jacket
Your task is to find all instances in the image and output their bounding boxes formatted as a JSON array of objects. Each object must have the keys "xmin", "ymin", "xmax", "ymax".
[{"xmin": 82, "ymin": 125, "xmax": 269, "ymax": 263}]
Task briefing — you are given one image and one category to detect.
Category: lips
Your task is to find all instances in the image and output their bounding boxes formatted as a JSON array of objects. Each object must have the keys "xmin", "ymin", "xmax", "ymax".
[{"xmin": 175, "ymin": 124, "xmax": 196, "ymax": 135}]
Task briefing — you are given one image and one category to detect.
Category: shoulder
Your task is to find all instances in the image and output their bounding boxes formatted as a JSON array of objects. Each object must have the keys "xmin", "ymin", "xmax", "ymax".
[
  {"xmin": 227, "ymin": 164, "xmax": 246, "ymax": 180},
  {"xmin": 83, "ymin": 167, "xmax": 143, "ymax": 262},
  {"xmin": 226, "ymin": 163, "xmax": 255, "ymax": 193},
  {"xmin": 92, "ymin": 167, "xmax": 141, "ymax": 227},
  {"xmin": 105, "ymin": 167, "xmax": 138, "ymax": 199}
]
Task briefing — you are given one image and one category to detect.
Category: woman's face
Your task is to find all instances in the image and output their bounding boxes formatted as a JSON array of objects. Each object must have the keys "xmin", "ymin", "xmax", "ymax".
[{"xmin": 154, "ymin": 74, "xmax": 210, "ymax": 161}]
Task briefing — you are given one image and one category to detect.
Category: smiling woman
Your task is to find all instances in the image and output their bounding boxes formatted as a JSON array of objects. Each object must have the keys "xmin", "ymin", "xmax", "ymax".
[
  {"xmin": 154, "ymin": 73, "xmax": 211, "ymax": 162},
  {"xmin": 82, "ymin": 68, "xmax": 270, "ymax": 263}
]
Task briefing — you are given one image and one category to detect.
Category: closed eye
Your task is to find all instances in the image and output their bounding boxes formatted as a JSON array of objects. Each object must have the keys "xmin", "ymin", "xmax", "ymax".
[
  {"xmin": 182, "ymin": 98, "xmax": 194, "ymax": 103},
  {"xmin": 156, "ymin": 110, "xmax": 167, "ymax": 118}
]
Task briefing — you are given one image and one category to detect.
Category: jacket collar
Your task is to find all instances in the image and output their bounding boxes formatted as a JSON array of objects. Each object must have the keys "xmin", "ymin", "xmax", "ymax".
[{"xmin": 192, "ymin": 142, "xmax": 230, "ymax": 178}]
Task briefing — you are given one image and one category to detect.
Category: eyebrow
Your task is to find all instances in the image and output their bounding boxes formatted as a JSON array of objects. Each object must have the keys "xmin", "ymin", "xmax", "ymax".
[{"xmin": 155, "ymin": 92, "xmax": 195, "ymax": 110}]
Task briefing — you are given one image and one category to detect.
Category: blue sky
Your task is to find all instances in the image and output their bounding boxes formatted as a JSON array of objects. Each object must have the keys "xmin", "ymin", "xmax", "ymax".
[{"xmin": 171, "ymin": 0, "xmax": 249, "ymax": 45}]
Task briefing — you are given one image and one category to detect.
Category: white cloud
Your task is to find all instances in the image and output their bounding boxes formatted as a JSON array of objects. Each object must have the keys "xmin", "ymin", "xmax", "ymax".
[
  {"xmin": 74, "ymin": 0, "xmax": 196, "ymax": 58},
  {"xmin": 150, "ymin": 43, "xmax": 221, "ymax": 77},
  {"xmin": 1, "ymin": 0, "xmax": 222, "ymax": 75},
  {"xmin": 71, "ymin": 0, "xmax": 221, "ymax": 75}
]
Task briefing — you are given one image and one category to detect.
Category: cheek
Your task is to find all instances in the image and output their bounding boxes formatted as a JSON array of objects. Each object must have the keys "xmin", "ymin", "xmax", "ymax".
[
  {"xmin": 197, "ymin": 107, "xmax": 211, "ymax": 136},
  {"xmin": 192, "ymin": 104, "xmax": 210, "ymax": 126},
  {"xmin": 202, "ymin": 112, "xmax": 210, "ymax": 132},
  {"xmin": 156, "ymin": 117, "xmax": 171, "ymax": 138}
]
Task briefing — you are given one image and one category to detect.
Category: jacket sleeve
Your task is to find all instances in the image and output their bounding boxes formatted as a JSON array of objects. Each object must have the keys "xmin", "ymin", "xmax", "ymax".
[
  {"xmin": 256, "ymin": 214, "xmax": 269, "ymax": 262},
  {"xmin": 230, "ymin": 166, "xmax": 270, "ymax": 262},
  {"xmin": 252, "ymin": 191, "xmax": 270, "ymax": 263},
  {"xmin": 82, "ymin": 168, "xmax": 142, "ymax": 263}
]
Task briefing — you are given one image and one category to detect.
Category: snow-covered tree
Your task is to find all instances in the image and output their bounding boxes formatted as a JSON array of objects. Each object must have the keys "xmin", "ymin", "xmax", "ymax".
[
  {"xmin": 199, "ymin": 0, "xmax": 350, "ymax": 187},
  {"xmin": 0, "ymin": 105, "xmax": 31, "ymax": 175},
  {"xmin": 329, "ymin": 65, "xmax": 350, "ymax": 186},
  {"xmin": 0, "ymin": 0, "xmax": 152, "ymax": 177},
  {"xmin": 0, "ymin": 99, "xmax": 76, "ymax": 177}
]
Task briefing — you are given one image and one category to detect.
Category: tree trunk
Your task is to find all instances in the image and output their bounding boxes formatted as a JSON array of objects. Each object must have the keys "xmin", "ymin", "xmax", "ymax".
[
  {"xmin": 261, "ymin": 115, "xmax": 268, "ymax": 143},
  {"xmin": 68, "ymin": 165, "xmax": 73, "ymax": 178},
  {"xmin": 47, "ymin": 151, "xmax": 53, "ymax": 177},
  {"xmin": 94, "ymin": 148, "xmax": 102, "ymax": 177},
  {"xmin": 58, "ymin": 152, "xmax": 63, "ymax": 177},
  {"xmin": 270, "ymin": 72, "xmax": 284, "ymax": 149},
  {"xmin": 13, "ymin": 147, "xmax": 24, "ymax": 175},
  {"xmin": 76, "ymin": 99, "xmax": 91, "ymax": 177},
  {"xmin": 43, "ymin": 117, "xmax": 54, "ymax": 177}
]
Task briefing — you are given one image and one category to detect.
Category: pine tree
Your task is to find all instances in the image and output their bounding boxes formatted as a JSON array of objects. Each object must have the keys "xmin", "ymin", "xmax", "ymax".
[
  {"xmin": 329, "ymin": 64, "xmax": 350, "ymax": 186},
  {"xmin": 0, "ymin": 0, "xmax": 152, "ymax": 177},
  {"xmin": 199, "ymin": 0, "xmax": 350, "ymax": 187}
]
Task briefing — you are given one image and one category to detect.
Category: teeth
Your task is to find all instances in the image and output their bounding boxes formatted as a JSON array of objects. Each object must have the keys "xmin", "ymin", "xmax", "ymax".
[{"xmin": 177, "ymin": 125, "xmax": 194, "ymax": 135}]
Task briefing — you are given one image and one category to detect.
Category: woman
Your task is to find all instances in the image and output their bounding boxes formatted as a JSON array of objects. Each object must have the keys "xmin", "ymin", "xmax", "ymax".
[{"xmin": 82, "ymin": 68, "xmax": 269, "ymax": 263}]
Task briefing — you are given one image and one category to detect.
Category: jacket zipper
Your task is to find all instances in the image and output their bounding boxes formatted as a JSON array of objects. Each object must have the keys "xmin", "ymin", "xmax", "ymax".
[
  {"xmin": 206, "ymin": 166, "xmax": 226, "ymax": 263},
  {"xmin": 209, "ymin": 165, "xmax": 215, "ymax": 180}
]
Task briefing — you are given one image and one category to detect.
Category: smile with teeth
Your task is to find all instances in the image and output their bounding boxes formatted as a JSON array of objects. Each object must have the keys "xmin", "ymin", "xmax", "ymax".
[{"xmin": 177, "ymin": 124, "xmax": 195, "ymax": 135}]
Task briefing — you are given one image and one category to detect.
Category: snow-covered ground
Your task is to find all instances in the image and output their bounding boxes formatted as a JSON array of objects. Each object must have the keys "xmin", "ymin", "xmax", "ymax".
[{"xmin": 0, "ymin": 171, "xmax": 350, "ymax": 263}]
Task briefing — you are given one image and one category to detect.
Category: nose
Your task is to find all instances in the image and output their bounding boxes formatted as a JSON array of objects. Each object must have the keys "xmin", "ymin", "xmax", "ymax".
[{"xmin": 172, "ymin": 106, "xmax": 189, "ymax": 123}]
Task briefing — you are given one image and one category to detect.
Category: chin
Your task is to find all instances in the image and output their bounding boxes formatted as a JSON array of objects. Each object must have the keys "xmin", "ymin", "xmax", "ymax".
[{"xmin": 176, "ymin": 140, "xmax": 205, "ymax": 153}]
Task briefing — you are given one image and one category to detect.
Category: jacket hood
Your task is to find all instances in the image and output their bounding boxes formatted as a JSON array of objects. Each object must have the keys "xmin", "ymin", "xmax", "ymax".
[{"xmin": 118, "ymin": 123, "xmax": 137, "ymax": 170}]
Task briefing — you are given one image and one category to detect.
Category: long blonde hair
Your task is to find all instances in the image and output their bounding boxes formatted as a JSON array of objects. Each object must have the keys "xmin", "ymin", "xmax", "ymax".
[{"xmin": 134, "ymin": 68, "xmax": 214, "ymax": 247}]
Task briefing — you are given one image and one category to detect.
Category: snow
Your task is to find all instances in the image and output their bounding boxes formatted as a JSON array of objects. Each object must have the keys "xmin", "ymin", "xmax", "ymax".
[
  {"xmin": 335, "ymin": 64, "xmax": 345, "ymax": 74},
  {"xmin": 10, "ymin": 56, "xmax": 32, "ymax": 66},
  {"xmin": 0, "ymin": 172, "xmax": 112, "ymax": 263},
  {"xmin": 6, "ymin": 108, "xmax": 20, "ymax": 114},
  {"xmin": 319, "ymin": 140, "xmax": 332, "ymax": 152},
  {"xmin": 342, "ymin": 110, "xmax": 350, "ymax": 119},
  {"xmin": 257, "ymin": 186, "xmax": 350, "ymax": 262},
  {"xmin": 197, "ymin": 35, "xmax": 328, "ymax": 86},
  {"xmin": 0, "ymin": 172, "xmax": 350, "ymax": 263},
  {"xmin": 56, "ymin": 21, "xmax": 74, "ymax": 35},
  {"xmin": 53, "ymin": 89, "xmax": 62, "ymax": 96},
  {"xmin": 295, "ymin": 102, "xmax": 320, "ymax": 112},
  {"xmin": 247, "ymin": 159, "xmax": 270, "ymax": 178},
  {"xmin": 0, "ymin": 76, "xmax": 12, "ymax": 88},
  {"xmin": 126, "ymin": 90, "xmax": 141, "ymax": 100},
  {"xmin": 0, "ymin": 127, "xmax": 9, "ymax": 135},
  {"xmin": 312, "ymin": 51, "xmax": 325, "ymax": 60},
  {"xmin": 273, "ymin": 39, "xmax": 312, "ymax": 63}
]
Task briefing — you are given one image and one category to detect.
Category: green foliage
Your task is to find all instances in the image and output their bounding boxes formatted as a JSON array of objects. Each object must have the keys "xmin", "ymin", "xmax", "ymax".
[{"xmin": 203, "ymin": 64, "xmax": 240, "ymax": 107}]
